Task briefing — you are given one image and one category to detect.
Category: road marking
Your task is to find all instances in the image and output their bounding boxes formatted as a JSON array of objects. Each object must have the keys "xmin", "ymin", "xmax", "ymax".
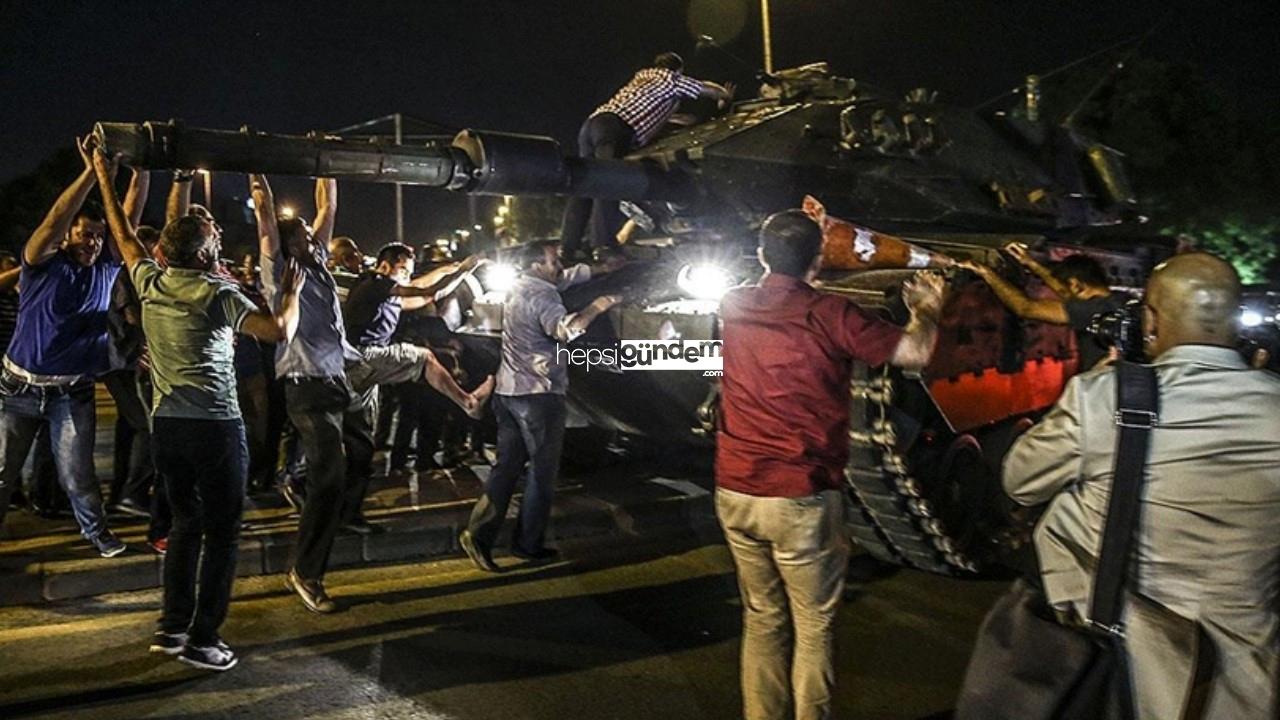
[{"xmin": 648, "ymin": 478, "xmax": 710, "ymax": 498}]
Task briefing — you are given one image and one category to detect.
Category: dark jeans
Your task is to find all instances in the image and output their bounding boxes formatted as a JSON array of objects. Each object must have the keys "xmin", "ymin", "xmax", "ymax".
[
  {"xmin": 465, "ymin": 393, "xmax": 567, "ymax": 554},
  {"xmin": 154, "ymin": 416, "xmax": 247, "ymax": 646},
  {"xmin": 104, "ymin": 369, "xmax": 154, "ymax": 505},
  {"xmin": 104, "ymin": 370, "xmax": 171, "ymax": 540},
  {"xmin": 560, "ymin": 112, "xmax": 635, "ymax": 258},
  {"xmin": 285, "ymin": 378, "xmax": 373, "ymax": 581},
  {"xmin": 0, "ymin": 376, "xmax": 105, "ymax": 538},
  {"xmin": 391, "ymin": 382, "xmax": 455, "ymax": 468}
]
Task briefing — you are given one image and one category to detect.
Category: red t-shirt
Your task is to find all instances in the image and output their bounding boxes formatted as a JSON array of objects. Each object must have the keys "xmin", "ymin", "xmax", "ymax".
[{"xmin": 716, "ymin": 274, "xmax": 904, "ymax": 497}]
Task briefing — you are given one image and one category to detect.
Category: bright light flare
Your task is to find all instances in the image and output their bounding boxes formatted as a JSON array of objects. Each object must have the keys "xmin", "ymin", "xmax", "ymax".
[
  {"xmin": 1241, "ymin": 309, "xmax": 1265, "ymax": 328},
  {"xmin": 279, "ymin": 205, "xmax": 296, "ymax": 220},
  {"xmin": 677, "ymin": 263, "xmax": 732, "ymax": 301},
  {"xmin": 483, "ymin": 263, "xmax": 518, "ymax": 294}
]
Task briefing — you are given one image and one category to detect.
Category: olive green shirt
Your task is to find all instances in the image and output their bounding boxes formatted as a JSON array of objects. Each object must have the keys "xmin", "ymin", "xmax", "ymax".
[{"xmin": 131, "ymin": 260, "xmax": 259, "ymax": 420}]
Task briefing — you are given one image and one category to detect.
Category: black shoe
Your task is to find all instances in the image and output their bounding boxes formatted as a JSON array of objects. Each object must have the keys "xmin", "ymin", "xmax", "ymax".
[
  {"xmin": 149, "ymin": 631, "xmax": 188, "ymax": 655},
  {"xmin": 511, "ymin": 545, "xmax": 560, "ymax": 563},
  {"xmin": 285, "ymin": 569, "xmax": 337, "ymax": 614},
  {"xmin": 178, "ymin": 639, "xmax": 238, "ymax": 671},
  {"xmin": 114, "ymin": 497, "xmax": 151, "ymax": 518},
  {"xmin": 92, "ymin": 530, "xmax": 127, "ymax": 558},
  {"xmin": 459, "ymin": 529, "xmax": 500, "ymax": 572},
  {"xmin": 341, "ymin": 518, "xmax": 385, "ymax": 536},
  {"xmin": 414, "ymin": 457, "xmax": 443, "ymax": 472}
]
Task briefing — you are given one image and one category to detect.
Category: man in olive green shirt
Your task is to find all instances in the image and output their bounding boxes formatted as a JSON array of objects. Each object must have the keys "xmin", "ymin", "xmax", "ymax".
[{"xmin": 95, "ymin": 148, "xmax": 303, "ymax": 673}]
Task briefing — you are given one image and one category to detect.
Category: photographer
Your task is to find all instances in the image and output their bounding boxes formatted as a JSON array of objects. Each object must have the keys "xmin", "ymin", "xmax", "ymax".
[{"xmin": 961, "ymin": 245, "xmax": 1127, "ymax": 371}]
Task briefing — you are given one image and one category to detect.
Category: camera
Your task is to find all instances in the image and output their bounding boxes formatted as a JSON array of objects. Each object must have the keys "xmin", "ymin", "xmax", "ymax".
[{"xmin": 1087, "ymin": 298, "xmax": 1146, "ymax": 362}]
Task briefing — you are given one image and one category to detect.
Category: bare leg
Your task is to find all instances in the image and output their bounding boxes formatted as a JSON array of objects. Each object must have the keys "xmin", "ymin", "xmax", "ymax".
[{"xmin": 422, "ymin": 353, "xmax": 493, "ymax": 419}]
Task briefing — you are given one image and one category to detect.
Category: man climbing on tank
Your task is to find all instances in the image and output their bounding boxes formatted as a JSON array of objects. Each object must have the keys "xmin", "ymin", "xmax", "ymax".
[
  {"xmin": 961, "ymin": 244, "xmax": 1128, "ymax": 372},
  {"xmin": 560, "ymin": 52, "xmax": 733, "ymax": 261}
]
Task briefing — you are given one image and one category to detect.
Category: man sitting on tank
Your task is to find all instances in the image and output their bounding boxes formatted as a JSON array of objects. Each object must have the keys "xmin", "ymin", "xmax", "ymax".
[
  {"xmin": 961, "ymin": 245, "xmax": 1128, "ymax": 371},
  {"xmin": 560, "ymin": 51, "xmax": 733, "ymax": 260}
]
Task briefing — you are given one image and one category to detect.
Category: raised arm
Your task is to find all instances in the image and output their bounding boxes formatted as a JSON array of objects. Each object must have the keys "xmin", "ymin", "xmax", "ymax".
[
  {"xmin": 889, "ymin": 272, "xmax": 944, "ymax": 370},
  {"xmin": 561, "ymin": 294, "xmax": 622, "ymax": 340},
  {"xmin": 249, "ymin": 174, "xmax": 280, "ymax": 260},
  {"xmin": 92, "ymin": 151, "xmax": 148, "ymax": 272},
  {"xmin": 1005, "ymin": 243, "xmax": 1070, "ymax": 298},
  {"xmin": 123, "ymin": 168, "xmax": 150, "ymax": 229},
  {"xmin": 166, "ymin": 170, "xmax": 193, "ymax": 225},
  {"xmin": 396, "ymin": 255, "xmax": 481, "ymax": 310},
  {"xmin": 961, "ymin": 260, "xmax": 1068, "ymax": 324},
  {"xmin": 24, "ymin": 136, "xmax": 98, "ymax": 267},
  {"xmin": 313, "ymin": 178, "xmax": 337, "ymax": 248},
  {"xmin": 0, "ymin": 267, "xmax": 20, "ymax": 293},
  {"xmin": 239, "ymin": 257, "xmax": 305, "ymax": 343}
]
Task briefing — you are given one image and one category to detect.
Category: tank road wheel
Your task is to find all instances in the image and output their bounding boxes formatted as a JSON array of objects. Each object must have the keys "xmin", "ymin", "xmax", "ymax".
[{"xmin": 920, "ymin": 434, "xmax": 1004, "ymax": 563}]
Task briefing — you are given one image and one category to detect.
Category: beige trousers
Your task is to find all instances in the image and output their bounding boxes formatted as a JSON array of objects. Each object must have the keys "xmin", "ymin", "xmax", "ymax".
[{"xmin": 716, "ymin": 487, "xmax": 850, "ymax": 720}]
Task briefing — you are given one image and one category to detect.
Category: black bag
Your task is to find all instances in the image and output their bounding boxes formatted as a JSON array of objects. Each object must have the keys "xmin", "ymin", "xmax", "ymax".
[{"xmin": 955, "ymin": 361, "xmax": 1159, "ymax": 720}]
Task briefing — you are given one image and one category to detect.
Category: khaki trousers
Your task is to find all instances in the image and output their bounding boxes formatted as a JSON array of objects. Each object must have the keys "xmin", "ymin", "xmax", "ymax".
[{"xmin": 716, "ymin": 487, "xmax": 850, "ymax": 720}]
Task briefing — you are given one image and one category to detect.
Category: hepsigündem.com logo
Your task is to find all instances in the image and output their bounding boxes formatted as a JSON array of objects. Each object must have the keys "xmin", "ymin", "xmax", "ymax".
[{"xmin": 556, "ymin": 340, "xmax": 723, "ymax": 374}]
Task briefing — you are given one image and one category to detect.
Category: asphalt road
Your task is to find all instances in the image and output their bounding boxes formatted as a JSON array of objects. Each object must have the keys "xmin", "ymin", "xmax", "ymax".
[{"xmin": 0, "ymin": 528, "xmax": 1007, "ymax": 720}]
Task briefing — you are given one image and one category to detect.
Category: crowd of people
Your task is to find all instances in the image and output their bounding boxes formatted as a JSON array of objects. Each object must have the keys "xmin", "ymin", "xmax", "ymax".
[{"xmin": 0, "ymin": 49, "xmax": 1275, "ymax": 719}]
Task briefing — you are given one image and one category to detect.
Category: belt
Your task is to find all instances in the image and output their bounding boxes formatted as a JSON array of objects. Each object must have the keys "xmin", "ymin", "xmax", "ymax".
[
  {"xmin": 281, "ymin": 375, "xmax": 346, "ymax": 385},
  {"xmin": 3, "ymin": 356, "xmax": 88, "ymax": 387}
]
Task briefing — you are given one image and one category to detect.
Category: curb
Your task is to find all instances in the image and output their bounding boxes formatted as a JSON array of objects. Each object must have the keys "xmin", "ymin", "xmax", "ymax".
[{"xmin": 1, "ymin": 489, "xmax": 717, "ymax": 607}]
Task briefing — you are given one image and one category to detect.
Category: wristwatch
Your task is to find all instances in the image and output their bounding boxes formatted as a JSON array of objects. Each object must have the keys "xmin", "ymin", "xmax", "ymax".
[{"xmin": 173, "ymin": 170, "xmax": 194, "ymax": 182}]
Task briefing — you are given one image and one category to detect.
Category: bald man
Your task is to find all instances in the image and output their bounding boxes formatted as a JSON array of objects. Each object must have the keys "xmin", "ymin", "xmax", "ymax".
[{"xmin": 1001, "ymin": 253, "xmax": 1280, "ymax": 719}]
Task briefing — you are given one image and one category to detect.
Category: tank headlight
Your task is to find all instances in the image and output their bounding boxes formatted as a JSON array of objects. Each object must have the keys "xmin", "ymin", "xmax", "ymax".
[
  {"xmin": 677, "ymin": 263, "xmax": 732, "ymax": 301},
  {"xmin": 482, "ymin": 263, "xmax": 518, "ymax": 294},
  {"xmin": 1241, "ymin": 309, "xmax": 1265, "ymax": 328}
]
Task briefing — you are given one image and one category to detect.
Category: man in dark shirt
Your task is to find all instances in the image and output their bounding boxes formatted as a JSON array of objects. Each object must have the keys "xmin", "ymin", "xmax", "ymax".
[
  {"xmin": 340, "ymin": 242, "xmax": 478, "ymax": 529},
  {"xmin": 962, "ymin": 245, "xmax": 1127, "ymax": 372},
  {"xmin": 716, "ymin": 210, "xmax": 945, "ymax": 720}
]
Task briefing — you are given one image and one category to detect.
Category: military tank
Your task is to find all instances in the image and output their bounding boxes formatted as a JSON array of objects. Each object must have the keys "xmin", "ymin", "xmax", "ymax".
[{"xmin": 94, "ymin": 60, "xmax": 1167, "ymax": 575}]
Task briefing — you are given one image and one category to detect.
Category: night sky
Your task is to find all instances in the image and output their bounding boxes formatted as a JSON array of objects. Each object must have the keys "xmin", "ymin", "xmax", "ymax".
[{"xmin": 2, "ymin": 0, "xmax": 1276, "ymax": 246}]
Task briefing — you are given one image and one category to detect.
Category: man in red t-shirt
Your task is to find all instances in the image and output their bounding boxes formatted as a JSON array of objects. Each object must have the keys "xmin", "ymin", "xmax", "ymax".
[{"xmin": 716, "ymin": 210, "xmax": 945, "ymax": 720}]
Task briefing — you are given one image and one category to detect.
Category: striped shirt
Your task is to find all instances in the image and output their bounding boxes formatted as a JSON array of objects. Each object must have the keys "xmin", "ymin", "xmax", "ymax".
[{"xmin": 591, "ymin": 68, "xmax": 706, "ymax": 146}]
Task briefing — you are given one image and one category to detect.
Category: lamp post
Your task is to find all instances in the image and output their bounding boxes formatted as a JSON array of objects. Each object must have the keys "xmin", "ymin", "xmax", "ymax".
[{"xmin": 761, "ymin": 0, "xmax": 774, "ymax": 74}]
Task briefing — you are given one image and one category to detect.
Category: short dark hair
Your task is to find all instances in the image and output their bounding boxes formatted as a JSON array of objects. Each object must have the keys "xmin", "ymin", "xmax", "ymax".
[
  {"xmin": 277, "ymin": 217, "xmax": 306, "ymax": 245},
  {"xmin": 1053, "ymin": 254, "xmax": 1110, "ymax": 288},
  {"xmin": 136, "ymin": 225, "xmax": 160, "ymax": 247},
  {"xmin": 653, "ymin": 52, "xmax": 683, "ymax": 72},
  {"xmin": 160, "ymin": 215, "xmax": 213, "ymax": 269},
  {"xmin": 512, "ymin": 239, "xmax": 560, "ymax": 270},
  {"xmin": 759, "ymin": 210, "xmax": 823, "ymax": 277},
  {"xmin": 376, "ymin": 242, "xmax": 415, "ymax": 268},
  {"xmin": 73, "ymin": 201, "xmax": 106, "ymax": 226}
]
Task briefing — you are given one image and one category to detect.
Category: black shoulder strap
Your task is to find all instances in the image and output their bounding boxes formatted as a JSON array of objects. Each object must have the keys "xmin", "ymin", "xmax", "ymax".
[{"xmin": 1089, "ymin": 361, "xmax": 1160, "ymax": 633}]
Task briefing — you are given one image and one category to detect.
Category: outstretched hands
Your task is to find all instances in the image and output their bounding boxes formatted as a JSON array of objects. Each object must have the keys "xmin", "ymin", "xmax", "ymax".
[{"xmin": 902, "ymin": 270, "xmax": 946, "ymax": 320}]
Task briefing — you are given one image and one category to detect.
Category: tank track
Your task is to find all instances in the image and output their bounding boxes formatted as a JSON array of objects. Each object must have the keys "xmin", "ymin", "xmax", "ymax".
[{"xmin": 843, "ymin": 364, "xmax": 980, "ymax": 575}]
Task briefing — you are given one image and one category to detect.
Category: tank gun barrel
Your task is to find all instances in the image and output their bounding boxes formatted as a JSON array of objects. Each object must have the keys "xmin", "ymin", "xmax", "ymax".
[{"xmin": 93, "ymin": 120, "xmax": 688, "ymax": 200}]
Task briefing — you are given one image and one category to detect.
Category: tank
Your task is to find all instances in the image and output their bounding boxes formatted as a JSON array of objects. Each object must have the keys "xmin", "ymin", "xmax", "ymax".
[{"xmin": 94, "ymin": 61, "xmax": 1168, "ymax": 576}]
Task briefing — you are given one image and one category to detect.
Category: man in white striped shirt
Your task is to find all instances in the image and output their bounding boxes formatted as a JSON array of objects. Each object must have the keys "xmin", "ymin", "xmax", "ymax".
[{"xmin": 561, "ymin": 52, "xmax": 732, "ymax": 259}]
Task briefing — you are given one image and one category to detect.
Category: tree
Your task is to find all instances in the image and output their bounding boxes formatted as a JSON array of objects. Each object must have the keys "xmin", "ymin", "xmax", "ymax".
[
  {"xmin": 1072, "ymin": 57, "xmax": 1280, "ymax": 282},
  {"xmin": 0, "ymin": 148, "xmax": 82, "ymax": 254}
]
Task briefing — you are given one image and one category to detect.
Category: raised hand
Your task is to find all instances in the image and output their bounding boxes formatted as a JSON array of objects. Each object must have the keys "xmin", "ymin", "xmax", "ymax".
[
  {"xmin": 76, "ymin": 135, "xmax": 95, "ymax": 171},
  {"xmin": 1003, "ymin": 242, "xmax": 1033, "ymax": 267},
  {"xmin": 902, "ymin": 270, "xmax": 946, "ymax": 320},
  {"xmin": 281, "ymin": 256, "xmax": 307, "ymax": 296}
]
